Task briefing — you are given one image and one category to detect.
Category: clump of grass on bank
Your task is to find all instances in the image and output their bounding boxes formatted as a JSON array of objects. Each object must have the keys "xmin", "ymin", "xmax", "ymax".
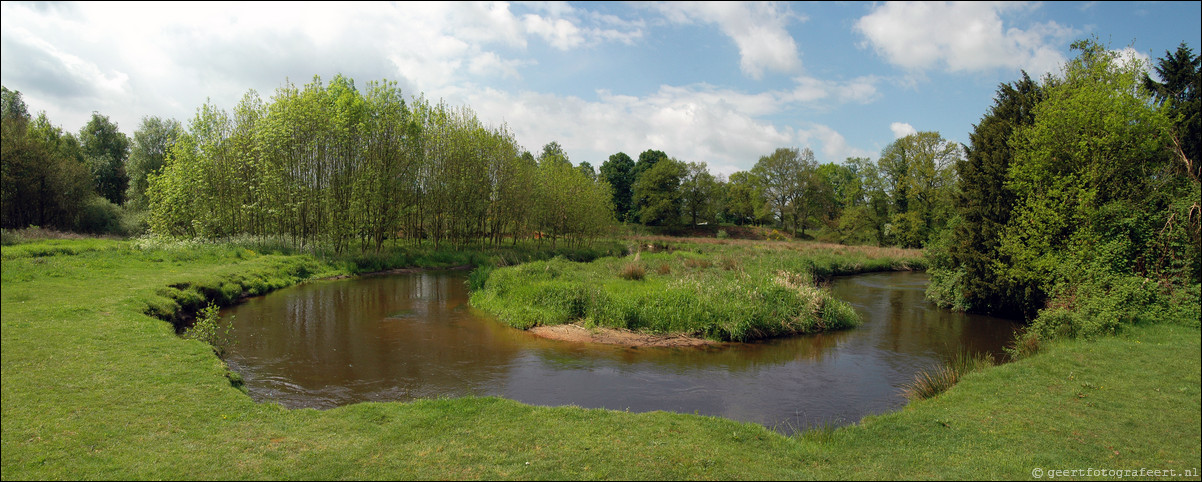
[
  {"xmin": 471, "ymin": 238, "xmax": 923, "ymax": 341},
  {"xmin": 901, "ymin": 351, "xmax": 995, "ymax": 401}
]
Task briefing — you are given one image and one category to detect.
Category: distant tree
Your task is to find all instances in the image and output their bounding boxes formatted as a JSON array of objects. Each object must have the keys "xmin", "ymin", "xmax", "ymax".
[
  {"xmin": 124, "ymin": 116, "xmax": 183, "ymax": 210},
  {"xmin": 751, "ymin": 147, "xmax": 818, "ymax": 236},
  {"xmin": 634, "ymin": 149, "xmax": 668, "ymax": 179},
  {"xmin": 1143, "ymin": 42, "xmax": 1201, "ymax": 179},
  {"xmin": 877, "ymin": 132, "xmax": 960, "ymax": 247},
  {"xmin": 600, "ymin": 152, "xmax": 635, "ymax": 222},
  {"xmin": 1, "ymin": 86, "xmax": 30, "ymax": 123},
  {"xmin": 721, "ymin": 170, "xmax": 761, "ymax": 226},
  {"xmin": 1, "ymin": 109, "xmax": 92, "ymax": 230},
  {"xmin": 79, "ymin": 112, "xmax": 130, "ymax": 205},
  {"xmin": 679, "ymin": 161, "xmax": 717, "ymax": 225},
  {"xmin": 632, "ymin": 157, "xmax": 685, "ymax": 226},
  {"xmin": 539, "ymin": 141, "xmax": 570, "ymax": 167},
  {"xmin": 576, "ymin": 160, "xmax": 596, "ymax": 181}
]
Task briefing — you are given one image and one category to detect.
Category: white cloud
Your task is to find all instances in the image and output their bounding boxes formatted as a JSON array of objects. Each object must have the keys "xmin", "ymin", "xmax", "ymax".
[
  {"xmin": 890, "ymin": 122, "xmax": 917, "ymax": 139},
  {"xmin": 454, "ymin": 83, "xmax": 800, "ymax": 173},
  {"xmin": 1112, "ymin": 47, "xmax": 1151, "ymax": 71},
  {"xmin": 655, "ymin": 2, "xmax": 802, "ymax": 79},
  {"xmin": 797, "ymin": 124, "xmax": 874, "ymax": 162},
  {"xmin": 787, "ymin": 75, "xmax": 881, "ymax": 104},
  {"xmin": 855, "ymin": 2, "xmax": 1077, "ymax": 76},
  {"xmin": 0, "ymin": 2, "xmax": 641, "ymax": 132}
]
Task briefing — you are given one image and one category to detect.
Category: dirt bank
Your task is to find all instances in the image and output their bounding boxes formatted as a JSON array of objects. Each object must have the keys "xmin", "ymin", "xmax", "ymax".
[{"xmin": 529, "ymin": 323, "xmax": 722, "ymax": 348}]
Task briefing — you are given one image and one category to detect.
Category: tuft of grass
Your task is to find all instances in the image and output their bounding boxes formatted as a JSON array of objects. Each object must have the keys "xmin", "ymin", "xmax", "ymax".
[
  {"xmin": 656, "ymin": 263, "xmax": 672, "ymax": 275},
  {"xmin": 619, "ymin": 262, "xmax": 646, "ymax": 280},
  {"xmin": 902, "ymin": 351, "xmax": 995, "ymax": 402}
]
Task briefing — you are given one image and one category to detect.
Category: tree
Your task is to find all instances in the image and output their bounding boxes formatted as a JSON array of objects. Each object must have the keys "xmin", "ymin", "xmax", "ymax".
[
  {"xmin": 576, "ymin": 161, "xmax": 596, "ymax": 181},
  {"xmin": 679, "ymin": 161, "xmax": 717, "ymax": 225},
  {"xmin": 751, "ymin": 147, "xmax": 818, "ymax": 237},
  {"xmin": 79, "ymin": 112, "xmax": 131, "ymax": 205},
  {"xmin": 632, "ymin": 157, "xmax": 685, "ymax": 226},
  {"xmin": 600, "ymin": 152, "xmax": 635, "ymax": 221},
  {"xmin": 125, "ymin": 116, "xmax": 183, "ymax": 210},
  {"xmin": 1, "ymin": 86, "xmax": 30, "ymax": 123},
  {"xmin": 998, "ymin": 38, "xmax": 1187, "ymax": 319},
  {"xmin": 2, "ymin": 104, "xmax": 92, "ymax": 230},
  {"xmin": 539, "ymin": 141, "xmax": 570, "ymax": 167},
  {"xmin": 877, "ymin": 132, "xmax": 960, "ymax": 247},
  {"xmin": 930, "ymin": 72, "xmax": 1043, "ymax": 315},
  {"xmin": 634, "ymin": 149, "xmax": 668, "ymax": 178},
  {"xmin": 1143, "ymin": 42, "xmax": 1201, "ymax": 179},
  {"xmin": 721, "ymin": 170, "xmax": 762, "ymax": 225}
]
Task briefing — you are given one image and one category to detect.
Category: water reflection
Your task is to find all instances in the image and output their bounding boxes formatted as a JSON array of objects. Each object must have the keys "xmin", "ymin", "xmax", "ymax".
[{"xmin": 223, "ymin": 270, "xmax": 1019, "ymax": 433}]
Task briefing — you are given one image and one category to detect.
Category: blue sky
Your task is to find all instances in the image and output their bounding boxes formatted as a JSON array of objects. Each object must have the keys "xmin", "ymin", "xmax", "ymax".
[{"xmin": 2, "ymin": 1, "xmax": 1199, "ymax": 177}]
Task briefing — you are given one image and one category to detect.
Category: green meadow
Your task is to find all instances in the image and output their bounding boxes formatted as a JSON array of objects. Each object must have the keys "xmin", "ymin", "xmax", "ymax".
[{"xmin": 2, "ymin": 237, "xmax": 1197, "ymax": 480}]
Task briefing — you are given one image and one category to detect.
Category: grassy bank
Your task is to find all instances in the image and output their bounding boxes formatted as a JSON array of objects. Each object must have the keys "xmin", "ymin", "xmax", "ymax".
[
  {"xmin": 471, "ymin": 237, "xmax": 925, "ymax": 341},
  {"xmin": 2, "ymin": 238, "xmax": 1198, "ymax": 479}
]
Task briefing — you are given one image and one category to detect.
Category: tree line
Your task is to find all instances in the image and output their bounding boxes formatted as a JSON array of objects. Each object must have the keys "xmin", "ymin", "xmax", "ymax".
[
  {"xmin": 598, "ymin": 131, "xmax": 961, "ymax": 249},
  {"xmin": 2, "ymin": 76, "xmax": 615, "ymax": 252},
  {"xmin": 148, "ymin": 75, "xmax": 612, "ymax": 252},
  {"xmin": 926, "ymin": 39, "xmax": 1199, "ymax": 335}
]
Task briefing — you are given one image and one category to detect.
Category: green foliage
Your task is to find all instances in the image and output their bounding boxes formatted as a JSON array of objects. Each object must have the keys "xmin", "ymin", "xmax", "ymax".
[
  {"xmin": 75, "ymin": 195, "xmax": 124, "ymax": 235},
  {"xmin": 928, "ymin": 73, "xmax": 1043, "ymax": 316},
  {"xmin": 632, "ymin": 157, "xmax": 686, "ymax": 226},
  {"xmin": 124, "ymin": 116, "xmax": 183, "ymax": 210},
  {"xmin": 679, "ymin": 161, "xmax": 717, "ymax": 225},
  {"xmin": 146, "ymin": 75, "xmax": 614, "ymax": 252},
  {"xmin": 79, "ymin": 112, "xmax": 131, "ymax": 205},
  {"xmin": 995, "ymin": 38, "xmax": 1192, "ymax": 324},
  {"xmin": 600, "ymin": 152, "xmax": 636, "ymax": 222},
  {"xmin": 182, "ymin": 302, "xmax": 234, "ymax": 355},
  {"xmin": 1, "ymin": 104, "xmax": 94, "ymax": 231},
  {"xmin": 877, "ymin": 132, "xmax": 961, "ymax": 248},
  {"xmin": 1142, "ymin": 42, "xmax": 1201, "ymax": 174},
  {"xmin": 719, "ymin": 170, "xmax": 764, "ymax": 226}
]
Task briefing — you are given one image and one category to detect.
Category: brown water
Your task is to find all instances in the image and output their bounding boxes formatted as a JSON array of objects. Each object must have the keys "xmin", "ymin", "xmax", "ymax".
[{"xmin": 222, "ymin": 270, "xmax": 1020, "ymax": 434}]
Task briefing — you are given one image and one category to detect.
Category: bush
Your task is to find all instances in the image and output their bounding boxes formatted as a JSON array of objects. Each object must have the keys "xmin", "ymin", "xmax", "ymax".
[
  {"xmin": 76, "ymin": 195, "xmax": 123, "ymax": 235},
  {"xmin": 182, "ymin": 302, "xmax": 234, "ymax": 355}
]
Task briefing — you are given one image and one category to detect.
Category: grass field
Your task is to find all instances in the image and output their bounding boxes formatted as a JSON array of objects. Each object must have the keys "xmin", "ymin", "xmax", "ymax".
[{"xmin": 2, "ymin": 237, "xmax": 1198, "ymax": 479}]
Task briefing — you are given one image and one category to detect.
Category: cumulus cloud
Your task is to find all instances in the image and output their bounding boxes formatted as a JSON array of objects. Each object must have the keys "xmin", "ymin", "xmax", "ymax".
[
  {"xmin": 0, "ymin": 2, "xmax": 646, "ymax": 132},
  {"xmin": 855, "ymin": 2, "xmax": 1077, "ymax": 76},
  {"xmin": 890, "ymin": 122, "xmax": 917, "ymax": 139},
  {"xmin": 458, "ymin": 84, "xmax": 796, "ymax": 171},
  {"xmin": 655, "ymin": 2, "xmax": 802, "ymax": 79}
]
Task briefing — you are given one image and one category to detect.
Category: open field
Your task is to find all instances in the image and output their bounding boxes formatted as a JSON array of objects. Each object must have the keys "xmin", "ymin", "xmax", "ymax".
[{"xmin": 2, "ymin": 238, "xmax": 1198, "ymax": 479}]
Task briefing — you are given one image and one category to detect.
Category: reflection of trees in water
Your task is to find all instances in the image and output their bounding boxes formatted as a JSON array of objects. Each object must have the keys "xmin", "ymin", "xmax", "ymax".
[
  {"xmin": 225, "ymin": 272, "xmax": 526, "ymax": 404},
  {"xmin": 834, "ymin": 272, "xmax": 1019, "ymax": 368},
  {"xmin": 530, "ymin": 329, "xmax": 850, "ymax": 374}
]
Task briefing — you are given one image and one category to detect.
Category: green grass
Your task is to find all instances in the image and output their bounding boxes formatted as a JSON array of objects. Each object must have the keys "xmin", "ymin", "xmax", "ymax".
[
  {"xmin": 471, "ymin": 237, "xmax": 925, "ymax": 341},
  {"xmin": 2, "ymin": 237, "xmax": 1198, "ymax": 479}
]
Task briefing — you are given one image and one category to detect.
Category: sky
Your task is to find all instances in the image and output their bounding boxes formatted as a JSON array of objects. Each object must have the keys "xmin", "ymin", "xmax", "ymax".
[{"xmin": 2, "ymin": 1, "xmax": 1200, "ymax": 178}]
